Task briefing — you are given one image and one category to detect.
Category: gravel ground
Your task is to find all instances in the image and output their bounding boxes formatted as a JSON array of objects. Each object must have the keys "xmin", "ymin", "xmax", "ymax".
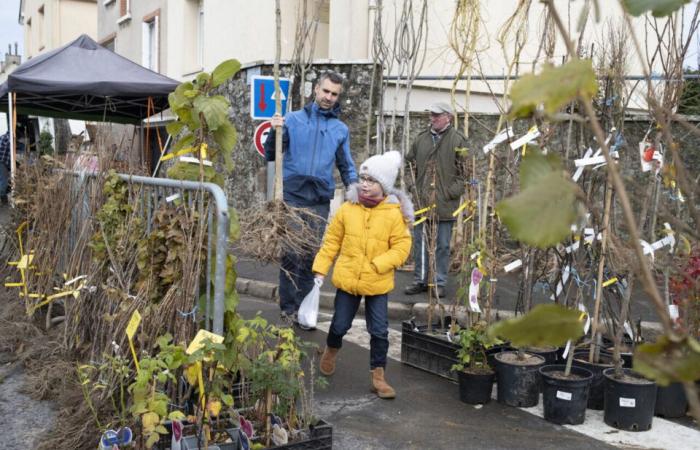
[{"xmin": 0, "ymin": 357, "xmax": 57, "ymax": 450}]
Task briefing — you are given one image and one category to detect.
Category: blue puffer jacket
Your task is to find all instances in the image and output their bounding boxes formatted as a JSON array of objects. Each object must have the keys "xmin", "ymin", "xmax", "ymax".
[{"xmin": 264, "ymin": 102, "xmax": 358, "ymax": 206}]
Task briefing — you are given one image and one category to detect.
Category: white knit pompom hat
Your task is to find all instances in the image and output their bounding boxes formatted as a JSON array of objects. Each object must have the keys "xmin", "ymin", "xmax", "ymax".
[{"xmin": 359, "ymin": 150, "xmax": 402, "ymax": 193}]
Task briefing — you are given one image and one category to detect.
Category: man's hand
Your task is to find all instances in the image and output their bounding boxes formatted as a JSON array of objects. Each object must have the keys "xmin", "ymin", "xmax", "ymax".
[
  {"xmin": 314, "ymin": 274, "xmax": 325, "ymax": 286},
  {"xmin": 271, "ymin": 113, "xmax": 285, "ymax": 128}
]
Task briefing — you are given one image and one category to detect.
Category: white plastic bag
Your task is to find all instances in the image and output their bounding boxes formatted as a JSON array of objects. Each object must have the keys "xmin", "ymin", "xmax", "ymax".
[{"xmin": 298, "ymin": 278, "xmax": 322, "ymax": 328}]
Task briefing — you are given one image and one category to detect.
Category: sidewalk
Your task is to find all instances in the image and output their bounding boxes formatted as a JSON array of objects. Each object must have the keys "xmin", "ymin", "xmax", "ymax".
[{"xmin": 235, "ymin": 253, "xmax": 661, "ymax": 328}]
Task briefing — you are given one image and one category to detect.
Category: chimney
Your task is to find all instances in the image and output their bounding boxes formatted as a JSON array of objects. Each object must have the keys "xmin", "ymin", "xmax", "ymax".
[
  {"xmin": 14, "ymin": 42, "xmax": 18, "ymax": 55},
  {"xmin": 7, "ymin": 44, "xmax": 10, "ymax": 56}
]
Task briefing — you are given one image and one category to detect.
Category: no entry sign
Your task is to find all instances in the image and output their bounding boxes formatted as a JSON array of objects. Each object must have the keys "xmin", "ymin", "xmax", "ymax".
[{"xmin": 254, "ymin": 121, "xmax": 272, "ymax": 157}]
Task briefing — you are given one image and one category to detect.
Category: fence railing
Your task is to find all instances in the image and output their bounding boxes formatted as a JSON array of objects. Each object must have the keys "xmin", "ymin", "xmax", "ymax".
[{"xmin": 71, "ymin": 171, "xmax": 230, "ymax": 335}]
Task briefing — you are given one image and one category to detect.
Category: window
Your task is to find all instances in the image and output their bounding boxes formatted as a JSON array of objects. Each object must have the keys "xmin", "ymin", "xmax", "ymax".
[
  {"xmin": 120, "ymin": 0, "xmax": 130, "ymax": 17},
  {"xmin": 142, "ymin": 13, "xmax": 159, "ymax": 72},
  {"xmin": 183, "ymin": 0, "xmax": 204, "ymax": 72},
  {"xmin": 38, "ymin": 5, "xmax": 45, "ymax": 50}
]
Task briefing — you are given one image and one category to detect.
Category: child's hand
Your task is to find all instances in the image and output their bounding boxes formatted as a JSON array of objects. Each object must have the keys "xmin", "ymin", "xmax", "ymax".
[{"xmin": 314, "ymin": 274, "xmax": 325, "ymax": 286}]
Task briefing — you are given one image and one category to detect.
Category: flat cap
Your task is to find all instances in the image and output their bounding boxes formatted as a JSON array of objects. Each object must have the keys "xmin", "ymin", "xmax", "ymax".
[{"xmin": 426, "ymin": 102, "xmax": 454, "ymax": 115}]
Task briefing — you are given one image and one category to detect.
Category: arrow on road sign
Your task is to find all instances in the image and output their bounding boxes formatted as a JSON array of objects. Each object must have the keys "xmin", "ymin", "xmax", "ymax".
[{"xmin": 258, "ymin": 84, "xmax": 268, "ymax": 112}]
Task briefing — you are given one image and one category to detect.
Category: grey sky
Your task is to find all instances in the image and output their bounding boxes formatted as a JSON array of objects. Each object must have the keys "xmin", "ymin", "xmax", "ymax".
[{"xmin": 0, "ymin": 0, "xmax": 22, "ymax": 56}]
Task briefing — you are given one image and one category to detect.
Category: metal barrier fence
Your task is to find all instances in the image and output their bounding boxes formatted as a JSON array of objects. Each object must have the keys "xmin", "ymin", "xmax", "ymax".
[{"xmin": 71, "ymin": 171, "xmax": 230, "ymax": 335}]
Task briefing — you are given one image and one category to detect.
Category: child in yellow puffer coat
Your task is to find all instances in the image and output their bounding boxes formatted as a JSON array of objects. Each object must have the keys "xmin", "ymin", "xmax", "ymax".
[{"xmin": 312, "ymin": 150, "xmax": 413, "ymax": 399}]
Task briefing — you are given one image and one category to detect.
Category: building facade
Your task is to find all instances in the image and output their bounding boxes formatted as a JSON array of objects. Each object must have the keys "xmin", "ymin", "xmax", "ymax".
[
  {"xmin": 20, "ymin": 0, "xmax": 97, "ymax": 59},
  {"xmin": 96, "ymin": 0, "xmax": 664, "ymax": 115}
]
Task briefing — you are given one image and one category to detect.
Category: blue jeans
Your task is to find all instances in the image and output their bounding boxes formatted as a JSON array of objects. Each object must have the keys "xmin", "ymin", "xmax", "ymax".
[
  {"xmin": 0, "ymin": 164, "xmax": 9, "ymax": 198},
  {"xmin": 279, "ymin": 202, "xmax": 329, "ymax": 315},
  {"xmin": 412, "ymin": 220, "xmax": 454, "ymax": 287},
  {"xmin": 327, "ymin": 289, "xmax": 389, "ymax": 369}
]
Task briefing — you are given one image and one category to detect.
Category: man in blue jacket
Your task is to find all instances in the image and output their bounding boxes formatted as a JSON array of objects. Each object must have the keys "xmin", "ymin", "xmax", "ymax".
[{"xmin": 264, "ymin": 70, "xmax": 358, "ymax": 329}]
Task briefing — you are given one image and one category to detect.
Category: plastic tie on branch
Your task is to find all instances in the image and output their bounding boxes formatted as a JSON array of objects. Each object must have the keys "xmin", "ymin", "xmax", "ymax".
[
  {"xmin": 177, "ymin": 305, "xmax": 198, "ymax": 321},
  {"xmin": 640, "ymin": 223, "xmax": 675, "ymax": 262}
]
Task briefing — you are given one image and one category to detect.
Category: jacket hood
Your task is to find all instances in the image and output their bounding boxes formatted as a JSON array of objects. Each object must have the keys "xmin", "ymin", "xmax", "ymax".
[
  {"xmin": 346, "ymin": 184, "xmax": 415, "ymax": 224},
  {"xmin": 304, "ymin": 101, "xmax": 341, "ymax": 119}
]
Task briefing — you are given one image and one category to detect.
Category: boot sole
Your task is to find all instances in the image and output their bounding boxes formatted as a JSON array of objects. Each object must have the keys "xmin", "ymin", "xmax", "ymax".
[
  {"xmin": 319, "ymin": 367, "xmax": 335, "ymax": 376},
  {"xmin": 370, "ymin": 387, "xmax": 396, "ymax": 399}
]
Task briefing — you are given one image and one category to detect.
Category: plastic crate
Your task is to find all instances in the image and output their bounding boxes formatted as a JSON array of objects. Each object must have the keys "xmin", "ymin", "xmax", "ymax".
[{"xmin": 400, "ymin": 320, "xmax": 460, "ymax": 382}]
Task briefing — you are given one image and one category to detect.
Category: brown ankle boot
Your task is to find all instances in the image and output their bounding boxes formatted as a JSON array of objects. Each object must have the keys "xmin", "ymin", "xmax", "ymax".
[
  {"xmin": 370, "ymin": 367, "xmax": 396, "ymax": 399},
  {"xmin": 319, "ymin": 347, "xmax": 339, "ymax": 376}
]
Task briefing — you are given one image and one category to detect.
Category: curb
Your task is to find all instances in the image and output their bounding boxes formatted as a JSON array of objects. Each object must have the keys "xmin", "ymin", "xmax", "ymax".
[
  {"xmin": 236, "ymin": 278, "xmax": 414, "ymax": 320},
  {"xmin": 236, "ymin": 278, "xmax": 663, "ymax": 335}
]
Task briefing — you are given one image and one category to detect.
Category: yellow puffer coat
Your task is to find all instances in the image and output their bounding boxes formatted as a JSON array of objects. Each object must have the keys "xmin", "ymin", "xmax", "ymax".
[{"xmin": 312, "ymin": 188, "xmax": 413, "ymax": 296}]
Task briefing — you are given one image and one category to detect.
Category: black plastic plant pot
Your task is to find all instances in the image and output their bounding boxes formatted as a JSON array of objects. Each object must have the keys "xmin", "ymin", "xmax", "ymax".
[
  {"xmin": 486, "ymin": 345, "xmax": 514, "ymax": 372},
  {"xmin": 523, "ymin": 346, "xmax": 559, "ymax": 365},
  {"xmin": 401, "ymin": 321, "xmax": 460, "ymax": 382},
  {"xmin": 457, "ymin": 369, "xmax": 495, "ymax": 405},
  {"xmin": 603, "ymin": 368, "xmax": 657, "ymax": 432},
  {"xmin": 654, "ymin": 382, "xmax": 688, "ymax": 418},
  {"xmin": 494, "ymin": 351, "xmax": 545, "ymax": 407},
  {"xmin": 572, "ymin": 351, "xmax": 616, "ymax": 410},
  {"xmin": 539, "ymin": 365, "xmax": 593, "ymax": 425}
]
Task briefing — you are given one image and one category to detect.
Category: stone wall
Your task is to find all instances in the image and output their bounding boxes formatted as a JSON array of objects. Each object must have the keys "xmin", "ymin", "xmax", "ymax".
[{"xmin": 217, "ymin": 62, "xmax": 381, "ymax": 211}]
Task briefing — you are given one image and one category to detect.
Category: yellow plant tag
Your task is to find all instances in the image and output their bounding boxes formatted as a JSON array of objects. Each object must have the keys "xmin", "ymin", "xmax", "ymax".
[
  {"xmin": 126, "ymin": 310, "xmax": 142, "ymax": 339},
  {"xmin": 16, "ymin": 254, "xmax": 34, "ymax": 270},
  {"xmin": 602, "ymin": 277, "xmax": 618, "ymax": 287},
  {"xmin": 414, "ymin": 204, "xmax": 436, "ymax": 216},
  {"xmin": 186, "ymin": 329, "xmax": 224, "ymax": 355},
  {"xmin": 413, "ymin": 217, "xmax": 427, "ymax": 226}
]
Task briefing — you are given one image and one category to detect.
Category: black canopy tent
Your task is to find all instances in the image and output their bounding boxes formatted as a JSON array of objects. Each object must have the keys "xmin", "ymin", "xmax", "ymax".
[{"xmin": 0, "ymin": 34, "xmax": 179, "ymax": 177}]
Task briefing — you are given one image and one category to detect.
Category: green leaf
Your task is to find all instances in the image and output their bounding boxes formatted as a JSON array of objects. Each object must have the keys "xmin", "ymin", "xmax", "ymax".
[
  {"xmin": 221, "ymin": 393, "xmax": 234, "ymax": 406},
  {"xmin": 168, "ymin": 410, "xmax": 186, "ymax": 421},
  {"xmin": 166, "ymin": 121, "xmax": 184, "ymax": 137},
  {"xmin": 633, "ymin": 335, "xmax": 700, "ymax": 386},
  {"xmin": 173, "ymin": 133, "xmax": 195, "ymax": 152},
  {"xmin": 211, "ymin": 59, "xmax": 242, "ymax": 88},
  {"xmin": 509, "ymin": 59, "xmax": 597, "ymax": 118},
  {"xmin": 497, "ymin": 150, "xmax": 578, "ymax": 248},
  {"xmin": 193, "ymin": 95, "xmax": 230, "ymax": 131},
  {"xmin": 169, "ymin": 82, "xmax": 194, "ymax": 110},
  {"xmin": 488, "ymin": 304, "xmax": 585, "ymax": 348},
  {"xmin": 195, "ymin": 72, "xmax": 211, "ymax": 88},
  {"xmin": 213, "ymin": 122, "xmax": 238, "ymax": 170},
  {"xmin": 184, "ymin": 89, "xmax": 200, "ymax": 99},
  {"xmin": 623, "ymin": 0, "xmax": 690, "ymax": 17}
]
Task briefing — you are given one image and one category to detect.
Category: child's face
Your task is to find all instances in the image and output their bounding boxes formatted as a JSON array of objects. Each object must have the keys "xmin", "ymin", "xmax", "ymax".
[{"xmin": 359, "ymin": 175, "xmax": 384, "ymax": 197}]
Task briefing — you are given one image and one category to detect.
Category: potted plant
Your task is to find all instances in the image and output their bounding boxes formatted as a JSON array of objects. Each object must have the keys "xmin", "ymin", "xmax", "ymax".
[
  {"xmin": 451, "ymin": 320, "xmax": 500, "ymax": 404},
  {"xmin": 489, "ymin": 304, "xmax": 587, "ymax": 414}
]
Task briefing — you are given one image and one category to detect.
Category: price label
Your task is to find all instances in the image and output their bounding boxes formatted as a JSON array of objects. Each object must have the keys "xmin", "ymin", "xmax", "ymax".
[
  {"xmin": 556, "ymin": 391, "xmax": 572, "ymax": 401},
  {"xmin": 619, "ymin": 397, "xmax": 636, "ymax": 408}
]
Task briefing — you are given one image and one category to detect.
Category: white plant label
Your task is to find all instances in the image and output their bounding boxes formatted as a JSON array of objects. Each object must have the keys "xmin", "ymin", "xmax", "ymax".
[
  {"xmin": 619, "ymin": 397, "xmax": 636, "ymax": 408},
  {"xmin": 509, "ymin": 128, "xmax": 540, "ymax": 150},
  {"xmin": 669, "ymin": 304, "xmax": 679, "ymax": 321},
  {"xmin": 572, "ymin": 148, "xmax": 593, "ymax": 182},
  {"xmin": 483, "ymin": 127, "xmax": 513, "ymax": 154},
  {"xmin": 468, "ymin": 268, "xmax": 482, "ymax": 313},
  {"xmin": 556, "ymin": 391, "xmax": 573, "ymax": 401},
  {"xmin": 504, "ymin": 259, "xmax": 522, "ymax": 273}
]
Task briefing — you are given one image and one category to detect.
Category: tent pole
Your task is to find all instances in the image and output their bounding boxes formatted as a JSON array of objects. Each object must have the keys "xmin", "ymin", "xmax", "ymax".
[
  {"xmin": 8, "ymin": 92, "xmax": 16, "ymax": 198},
  {"xmin": 139, "ymin": 123, "xmax": 144, "ymax": 168}
]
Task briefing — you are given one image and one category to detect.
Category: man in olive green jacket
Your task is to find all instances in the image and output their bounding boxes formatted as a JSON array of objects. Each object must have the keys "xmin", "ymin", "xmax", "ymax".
[{"xmin": 405, "ymin": 102, "xmax": 468, "ymax": 298}]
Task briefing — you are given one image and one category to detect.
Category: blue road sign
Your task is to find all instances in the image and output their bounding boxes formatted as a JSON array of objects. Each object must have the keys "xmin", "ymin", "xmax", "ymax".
[{"xmin": 250, "ymin": 76, "xmax": 291, "ymax": 120}]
